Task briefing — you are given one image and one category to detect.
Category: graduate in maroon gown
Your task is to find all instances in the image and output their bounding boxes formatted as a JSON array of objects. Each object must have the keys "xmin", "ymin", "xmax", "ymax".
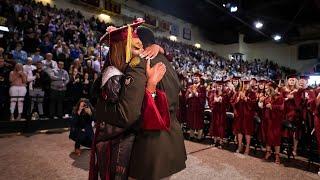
[
  {"xmin": 312, "ymin": 87, "xmax": 320, "ymax": 175},
  {"xmin": 208, "ymin": 80, "xmax": 227, "ymax": 147},
  {"xmin": 261, "ymin": 82, "xmax": 284, "ymax": 164},
  {"xmin": 186, "ymin": 72, "xmax": 206, "ymax": 140},
  {"xmin": 231, "ymin": 79, "xmax": 257, "ymax": 155},
  {"xmin": 282, "ymin": 75, "xmax": 299, "ymax": 155},
  {"xmin": 296, "ymin": 75, "xmax": 316, "ymax": 155},
  {"xmin": 257, "ymin": 79, "xmax": 266, "ymax": 142}
]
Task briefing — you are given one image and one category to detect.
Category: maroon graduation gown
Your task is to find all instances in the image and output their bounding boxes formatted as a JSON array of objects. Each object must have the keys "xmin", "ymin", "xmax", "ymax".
[
  {"xmin": 208, "ymin": 91, "xmax": 227, "ymax": 138},
  {"xmin": 186, "ymin": 85, "xmax": 206, "ymax": 130},
  {"xmin": 177, "ymin": 89, "xmax": 187, "ymax": 123},
  {"xmin": 232, "ymin": 90, "xmax": 257, "ymax": 135},
  {"xmin": 263, "ymin": 95, "xmax": 284, "ymax": 146}
]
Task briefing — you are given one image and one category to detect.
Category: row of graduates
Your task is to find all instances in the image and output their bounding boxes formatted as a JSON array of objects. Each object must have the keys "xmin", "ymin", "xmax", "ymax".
[{"xmin": 178, "ymin": 73, "xmax": 320, "ymax": 164}]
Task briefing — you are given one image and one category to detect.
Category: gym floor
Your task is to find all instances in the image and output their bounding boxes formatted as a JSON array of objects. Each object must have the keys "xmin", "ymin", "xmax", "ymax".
[{"xmin": 0, "ymin": 131, "xmax": 319, "ymax": 180}]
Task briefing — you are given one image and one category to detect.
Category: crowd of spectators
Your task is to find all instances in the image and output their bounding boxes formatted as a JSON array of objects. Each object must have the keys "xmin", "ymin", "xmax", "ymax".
[
  {"xmin": 157, "ymin": 38, "xmax": 296, "ymax": 83},
  {"xmin": 0, "ymin": 0, "xmax": 296, "ymax": 121}
]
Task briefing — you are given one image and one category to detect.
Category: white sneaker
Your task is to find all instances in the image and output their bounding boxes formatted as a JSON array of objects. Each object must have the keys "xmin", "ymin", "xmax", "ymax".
[
  {"xmin": 10, "ymin": 114, "xmax": 15, "ymax": 121},
  {"xmin": 16, "ymin": 114, "xmax": 21, "ymax": 121}
]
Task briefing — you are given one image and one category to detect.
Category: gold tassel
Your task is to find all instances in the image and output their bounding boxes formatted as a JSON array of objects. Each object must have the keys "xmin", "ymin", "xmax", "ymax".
[{"xmin": 126, "ymin": 25, "xmax": 132, "ymax": 63}]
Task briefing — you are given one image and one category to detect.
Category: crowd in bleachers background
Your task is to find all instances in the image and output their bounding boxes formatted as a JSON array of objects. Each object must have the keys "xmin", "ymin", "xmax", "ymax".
[{"xmin": 0, "ymin": 0, "xmax": 296, "ymax": 121}]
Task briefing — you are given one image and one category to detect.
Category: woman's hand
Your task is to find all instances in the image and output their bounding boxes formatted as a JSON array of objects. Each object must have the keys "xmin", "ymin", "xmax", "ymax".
[
  {"xmin": 146, "ymin": 59, "xmax": 166, "ymax": 93},
  {"xmin": 140, "ymin": 44, "xmax": 164, "ymax": 60},
  {"xmin": 84, "ymin": 107, "xmax": 92, "ymax": 116}
]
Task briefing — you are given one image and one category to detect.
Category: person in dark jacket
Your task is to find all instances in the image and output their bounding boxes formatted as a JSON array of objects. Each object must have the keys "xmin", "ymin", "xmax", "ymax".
[
  {"xmin": 69, "ymin": 98, "xmax": 95, "ymax": 156},
  {"xmin": 92, "ymin": 23, "xmax": 186, "ymax": 180}
]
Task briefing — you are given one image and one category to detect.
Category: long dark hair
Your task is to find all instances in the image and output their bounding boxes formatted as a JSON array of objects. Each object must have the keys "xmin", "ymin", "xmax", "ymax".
[{"xmin": 73, "ymin": 98, "xmax": 94, "ymax": 115}]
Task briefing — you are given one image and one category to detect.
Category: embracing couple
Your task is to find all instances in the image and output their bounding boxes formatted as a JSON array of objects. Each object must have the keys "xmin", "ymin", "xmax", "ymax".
[{"xmin": 89, "ymin": 19, "xmax": 186, "ymax": 180}]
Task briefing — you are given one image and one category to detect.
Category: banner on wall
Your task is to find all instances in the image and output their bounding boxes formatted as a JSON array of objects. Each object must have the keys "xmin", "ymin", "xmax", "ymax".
[
  {"xmin": 158, "ymin": 19, "xmax": 170, "ymax": 32},
  {"xmin": 170, "ymin": 24, "xmax": 179, "ymax": 36},
  {"xmin": 105, "ymin": 0, "xmax": 121, "ymax": 14},
  {"xmin": 144, "ymin": 14, "xmax": 157, "ymax": 27},
  {"xmin": 183, "ymin": 27, "xmax": 191, "ymax": 40},
  {"xmin": 80, "ymin": 0, "xmax": 99, "ymax": 7}
]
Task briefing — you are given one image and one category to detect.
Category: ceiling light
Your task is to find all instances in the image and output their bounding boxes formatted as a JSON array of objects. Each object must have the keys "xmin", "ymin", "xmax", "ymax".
[
  {"xmin": 254, "ymin": 21, "xmax": 263, "ymax": 29},
  {"xmin": 230, "ymin": 6, "xmax": 238, "ymax": 12},
  {"xmin": 194, "ymin": 43, "xmax": 201, "ymax": 48},
  {"xmin": 223, "ymin": 3, "xmax": 226, "ymax": 7},
  {"xmin": 98, "ymin": 13, "xmax": 111, "ymax": 23},
  {"xmin": 169, "ymin": 35, "xmax": 177, "ymax": 41},
  {"xmin": 273, "ymin": 34, "xmax": 282, "ymax": 41}
]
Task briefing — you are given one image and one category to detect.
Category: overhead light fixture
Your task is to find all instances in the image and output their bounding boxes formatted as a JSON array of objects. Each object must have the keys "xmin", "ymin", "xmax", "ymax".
[
  {"xmin": 194, "ymin": 43, "xmax": 201, "ymax": 49},
  {"xmin": 223, "ymin": 3, "xmax": 226, "ymax": 7},
  {"xmin": 273, "ymin": 34, "xmax": 282, "ymax": 41},
  {"xmin": 98, "ymin": 13, "xmax": 111, "ymax": 23},
  {"xmin": 254, "ymin": 21, "xmax": 263, "ymax": 29},
  {"xmin": 230, "ymin": 6, "xmax": 238, "ymax": 12},
  {"xmin": 169, "ymin": 35, "xmax": 177, "ymax": 41}
]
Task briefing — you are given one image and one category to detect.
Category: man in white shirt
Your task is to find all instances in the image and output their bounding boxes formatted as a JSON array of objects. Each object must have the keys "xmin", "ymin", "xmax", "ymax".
[
  {"xmin": 41, "ymin": 53, "xmax": 58, "ymax": 70},
  {"xmin": 92, "ymin": 56, "xmax": 101, "ymax": 74},
  {"xmin": 23, "ymin": 57, "xmax": 36, "ymax": 89}
]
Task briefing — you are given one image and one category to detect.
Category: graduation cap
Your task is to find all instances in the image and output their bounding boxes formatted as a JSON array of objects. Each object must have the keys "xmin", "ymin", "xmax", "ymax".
[
  {"xmin": 99, "ymin": 18, "xmax": 145, "ymax": 63},
  {"xmin": 299, "ymin": 75, "xmax": 309, "ymax": 80},
  {"xmin": 242, "ymin": 80, "xmax": 251, "ymax": 84},
  {"xmin": 232, "ymin": 75, "xmax": 241, "ymax": 80},
  {"xmin": 216, "ymin": 80, "xmax": 225, "ymax": 85},
  {"xmin": 258, "ymin": 78, "xmax": 267, "ymax": 83},
  {"xmin": 286, "ymin": 74, "xmax": 297, "ymax": 79},
  {"xmin": 251, "ymin": 77, "xmax": 257, "ymax": 82},
  {"xmin": 266, "ymin": 81, "xmax": 278, "ymax": 89}
]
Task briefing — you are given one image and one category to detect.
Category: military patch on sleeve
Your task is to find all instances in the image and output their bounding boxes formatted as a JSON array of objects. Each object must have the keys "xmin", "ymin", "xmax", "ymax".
[
  {"xmin": 125, "ymin": 76, "xmax": 134, "ymax": 86},
  {"xmin": 129, "ymin": 57, "xmax": 141, "ymax": 68}
]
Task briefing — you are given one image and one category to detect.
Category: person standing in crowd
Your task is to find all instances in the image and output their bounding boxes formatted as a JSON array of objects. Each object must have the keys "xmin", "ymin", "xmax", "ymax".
[
  {"xmin": 69, "ymin": 98, "xmax": 95, "ymax": 156},
  {"xmin": 31, "ymin": 48, "xmax": 44, "ymax": 63},
  {"xmin": 91, "ymin": 22, "xmax": 186, "ymax": 180},
  {"xmin": 186, "ymin": 72, "xmax": 206, "ymax": 140},
  {"xmin": 9, "ymin": 63, "xmax": 27, "ymax": 121},
  {"xmin": 92, "ymin": 56, "xmax": 101, "ymax": 74},
  {"xmin": 208, "ymin": 80, "xmax": 227, "ymax": 147},
  {"xmin": 232, "ymin": 79, "xmax": 257, "ymax": 155},
  {"xmin": 67, "ymin": 67, "xmax": 83, "ymax": 110},
  {"xmin": 0, "ymin": 58, "xmax": 11, "ymax": 119},
  {"xmin": 83, "ymin": 59, "xmax": 95, "ymax": 79},
  {"xmin": 30, "ymin": 62, "xmax": 51, "ymax": 117},
  {"xmin": 23, "ymin": 57, "xmax": 36, "ymax": 88},
  {"xmin": 42, "ymin": 53, "xmax": 58, "ymax": 70},
  {"xmin": 40, "ymin": 34, "xmax": 53, "ymax": 55},
  {"xmin": 177, "ymin": 75, "xmax": 187, "ymax": 126},
  {"xmin": 260, "ymin": 82, "xmax": 284, "ymax": 164},
  {"xmin": 69, "ymin": 59, "xmax": 83, "ymax": 76},
  {"xmin": 283, "ymin": 75, "xmax": 299, "ymax": 156},
  {"xmin": 82, "ymin": 72, "xmax": 92, "ymax": 99},
  {"xmin": 11, "ymin": 43, "xmax": 28, "ymax": 64},
  {"xmin": 49, "ymin": 61, "xmax": 69, "ymax": 119},
  {"xmin": 296, "ymin": 75, "xmax": 316, "ymax": 153}
]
